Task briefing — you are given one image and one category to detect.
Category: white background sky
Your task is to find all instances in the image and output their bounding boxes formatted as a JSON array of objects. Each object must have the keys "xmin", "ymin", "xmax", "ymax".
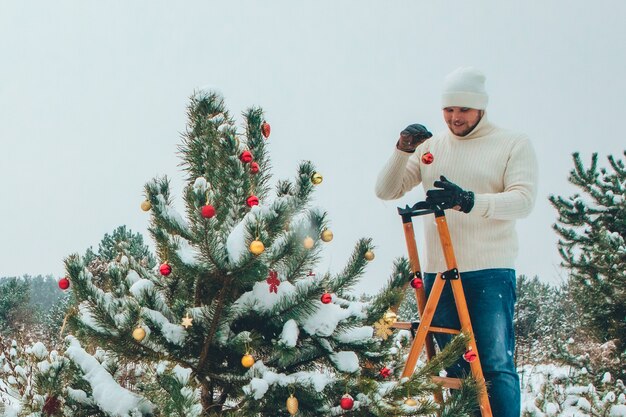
[{"xmin": 1, "ymin": 1, "xmax": 624, "ymax": 294}]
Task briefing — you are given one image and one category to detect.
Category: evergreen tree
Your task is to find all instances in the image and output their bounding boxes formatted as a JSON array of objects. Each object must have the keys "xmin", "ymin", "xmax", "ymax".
[
  {"xmin": 28, "ymin": 275, "xmax": 64, "ymax": 313},
  {"xmin": 0, "ymin": 337, "xmax": 154, "ymax": 416},
  {"xmin": 549, "ymin": 151, "xmax": 626, "ymax": 378},
  {"xmin": 0, "ymin": 277, "xmax": 31, "ymax": 335},
  {"xmin": 58, "ymin": 91, "xmax": 477, "ymax": 416},
  {"xmin": 513, "ymin": 275, "xmax": 581, "ymax": 368},
  {"xmin": 520, "ymin": 364, "xmax": 626, "ymax": 416},
  {"xmin": 84, "ymin": 225, "xmax": 157, "ymax": 269},
  {"xmin": 515, "ymin": 275, "xmax": 553, "ymax": 366}
]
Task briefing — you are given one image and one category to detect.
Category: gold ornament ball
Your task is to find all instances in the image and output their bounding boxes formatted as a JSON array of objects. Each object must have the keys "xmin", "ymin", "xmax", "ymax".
[
  {"xmin": 320, "ymin": 229, "xmax": 334, "ymax": 242},
  {"xmin": 132, "ymin": 327, "xmax": 146, "ymax": 342},
  {"xmin": 311, "ymin": 172, "xmax": 323, "ymax": 185},
  {"xmin": 140, "ymin": 200, "xmax": 152, "ymax": 212},
  {"xmin": 303, "ymin": 236, "xmax": 315, "ymax": 249},
  {"xmin": 286, "ymin": 394, "xmax": 299, "ymax": 415},
  {"xmin": 364, "ymin": 250, "xmax": 375, "ymax": 261},
  {"xmin": 241, "ymin": 354, "xmax": 255, "ymax": 368},
  {"xmin": 249, "ymin": 240, "xmax": 265, "ymax": 255},
  {"xmin": 383, "ymin": 310, "xmax": 397, "ymax": 325},
  {"xmin": 404, "ymin": 398, "xmax": 418, "ymax": 406}
]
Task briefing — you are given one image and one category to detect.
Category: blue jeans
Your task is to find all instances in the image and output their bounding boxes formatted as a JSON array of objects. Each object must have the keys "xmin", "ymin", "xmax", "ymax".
[{"xmin": 424, "ymin": 269, "xmax": 520, "ymax": 417}]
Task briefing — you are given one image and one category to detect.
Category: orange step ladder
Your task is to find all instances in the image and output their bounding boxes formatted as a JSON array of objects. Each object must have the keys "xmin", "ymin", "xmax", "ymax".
[{"xmin": 391, "ymin": 201, "xmax": 492, "ymax": 417}]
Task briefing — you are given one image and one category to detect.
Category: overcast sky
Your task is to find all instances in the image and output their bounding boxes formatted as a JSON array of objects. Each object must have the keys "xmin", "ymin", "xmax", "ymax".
[{"xmin": 1, "ymin": 1, "xmax": 624, "ymax": 294}]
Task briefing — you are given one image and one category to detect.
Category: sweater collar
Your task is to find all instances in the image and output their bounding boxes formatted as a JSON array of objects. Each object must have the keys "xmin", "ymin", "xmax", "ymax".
[{"xmin": 448, "ymin": 112, "xmax": 495, "ymax": 140}]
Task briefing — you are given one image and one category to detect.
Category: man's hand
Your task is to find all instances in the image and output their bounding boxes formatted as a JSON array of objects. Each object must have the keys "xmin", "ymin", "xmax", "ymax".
[
  {"xmin": 396, "ymin": 123, "xmax": 432, "ymax": 153},
  {"xmin": 426, "ymin": 175, "xmax": 475, "ymax": 213}
]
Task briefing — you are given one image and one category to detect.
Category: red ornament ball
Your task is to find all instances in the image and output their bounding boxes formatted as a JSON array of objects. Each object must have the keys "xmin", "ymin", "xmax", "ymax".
[
  {"xmin": 320, "ymin": 293, "xmax": 332, "ymax": 304},
  {"xmin": 421, "ymin": 152, "xmax": 434, "ymax": 164},
  {"xmin": 340, "ymin": 394, "xmax": 354, "ymax": 410},
  {"xmin": 410, "ymin": 277, "xmax": 424, "ymax": 289},
  {"xmin": 240, "ymin": 150, "xmax": 253, "ymax": 163},
  {"xmin": 250, "ymin": 162, "xmax": 260, "ymax": 174},
  {"xmin": 463, "ymin": 348, "xmax": 478, "ymax": 363},
  {"xmin": 58, "ymin": 278, "xmax": 70, "ymax": 290},
  {"xmin": 246, "ymin": 195, "xmax": 259, "ymax": 207},
  {"xmin": 261, "ymin": 121, "xmax": 271, "ymax": 138},
  {"xmin": 201, "ymin": 204, "xmax": 216, "ymax": 218},
  {"xmin": 159, "ymin": 263, "xmax": 172, "ymax": 276},
  {"xmin": 379, "ymin": 367, "xmax": 392, "ymax": 378}
]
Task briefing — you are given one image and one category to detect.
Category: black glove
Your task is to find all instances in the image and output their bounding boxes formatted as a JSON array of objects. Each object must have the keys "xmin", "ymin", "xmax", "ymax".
[
  {"xmin": 426, "ymin": 175, "xmax": 475, "ymax": 213},
  {"xmin": 401, "ymin": 124, "xmax": 433, "ymax": 143}
]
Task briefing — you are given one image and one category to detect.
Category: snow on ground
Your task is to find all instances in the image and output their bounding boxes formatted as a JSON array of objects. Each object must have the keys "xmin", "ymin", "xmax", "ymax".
[{"xmin": 519, "ymin": 364, "xmax": 626, "ymax": 417}]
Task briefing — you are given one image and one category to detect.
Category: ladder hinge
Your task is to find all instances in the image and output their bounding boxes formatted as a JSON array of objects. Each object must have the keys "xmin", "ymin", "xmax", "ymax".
[{"xmin": 441, "ymin": 268, "xmax": 459, "ymax": 280}]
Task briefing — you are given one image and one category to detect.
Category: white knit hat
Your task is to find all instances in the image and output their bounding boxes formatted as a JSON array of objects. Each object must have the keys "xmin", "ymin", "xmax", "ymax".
[{"xmin": 441, "ymin": 67, "xmax": 489, "ymax": 110}]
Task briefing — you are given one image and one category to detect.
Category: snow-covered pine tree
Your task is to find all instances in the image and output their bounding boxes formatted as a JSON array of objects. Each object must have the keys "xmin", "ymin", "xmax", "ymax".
[
  {"xmin": 549, "ymin": 151, "xmax": 626, "ymax": 379},
  {"xmin": 83, "ymin": 226, "xmax": 157, "ymax": 269},
  {"xmin": 0, "ymin": 278, "xmax": 31, "ymax": 336},
  {"xmin": 0, "ymin": 337, "xmax": 155, "ymax": 416},
  {"xmin": 61, "ymin": 90, "xmax": 477, "ymax": 416},
  {"xmin": 514, "ymin": 275, "xmax": 556, "ymax": 367},
  {"xmin": 513, "ymin": 275, "xmax": 580, "ymax": 368},
  {"xmin": 520, "ymin": 364, "xmax": 626, "ymax": 416}
]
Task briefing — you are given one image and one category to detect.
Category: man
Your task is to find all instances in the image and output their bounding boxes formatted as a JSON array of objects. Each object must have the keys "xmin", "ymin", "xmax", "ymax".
[{"xmin": 375, "ymin": 66, "xmax": 538, "ymax": 417}]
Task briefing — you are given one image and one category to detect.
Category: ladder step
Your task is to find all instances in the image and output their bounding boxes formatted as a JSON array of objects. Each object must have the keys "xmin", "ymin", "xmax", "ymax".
[
  {"xmin": 430, "ymin": 326, "xmax": 461, "ymax": 335},
  {"xmin": 431, "ymin": 376, "xmax": 462, "ymax": 390},
  {"xmin": 391, "ymin": 321, "xmax": 460, "ymax": 335}
]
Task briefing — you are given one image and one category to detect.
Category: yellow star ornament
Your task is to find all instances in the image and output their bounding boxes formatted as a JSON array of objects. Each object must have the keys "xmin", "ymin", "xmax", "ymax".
[
  {"xmin": 373, "ymin": 318, "xmax": 393, "ymax": 340},
  {"xmin": 181, "ymin": 313, "xmax": 193, "ymax": 329}
]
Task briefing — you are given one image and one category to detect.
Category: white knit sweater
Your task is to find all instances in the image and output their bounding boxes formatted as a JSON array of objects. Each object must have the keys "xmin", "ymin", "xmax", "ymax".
[{"xmin": 375, "ymin": 115, "xmax": 538, "ymax": 274}]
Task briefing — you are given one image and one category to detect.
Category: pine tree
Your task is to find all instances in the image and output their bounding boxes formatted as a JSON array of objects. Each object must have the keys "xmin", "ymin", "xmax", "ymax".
[
  {"xmin": 549, "ymin": 151, "xmax": 626, "ymax": 379},
  {"xmin": 84, "ymin": 225, "xmax": 157, "ymax": 269},
  {"xmin": 0, "ymin": 277, "xmax": 31, "ymax": 336},
  {"xmin": 59, "ymin": 90, "xmax": 477, "ymax": 416},
  {"xmin": 520, "ymin": 364, "xmax": 626, "ymax": 416},
  {"xmin": 514, "ymin": 275, "xmax": 553, "ymax": 366},
  {"xmin": 0, "ymin": 337, "xmax": 154, "ymax": 416}
]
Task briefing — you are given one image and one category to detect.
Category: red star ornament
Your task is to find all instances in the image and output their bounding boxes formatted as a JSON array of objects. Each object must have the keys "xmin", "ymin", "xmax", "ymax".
[{"xmin": 266, "ymin": 270, "xmax": 280, "ymax": 293}]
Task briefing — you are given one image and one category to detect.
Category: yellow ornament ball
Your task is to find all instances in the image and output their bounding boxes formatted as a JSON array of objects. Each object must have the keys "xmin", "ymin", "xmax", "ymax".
[
  {"xmin": 249, "ymin": 240, "xmax": 265, "ymax": 255},
  {"xmin": 303, "ymin": 236, "xmax": 315, "ymax": 249},
  {"xmin": 364, "ymin": 250, "xmax": 375, "ymax": 261},
  {"xmin": 241, "ymin": 353, "xmax": 255, "ymax": 368},
  {"xmin": 140, "ymin": 200, "xmax": 152, "ymax": 212},
  {"xmin": 320, "ymin": 229, "xmax": 334, "ymax": 242},
  {"xmin": 286, "ymin": 394, "xmax": 299, "ymax": 415},
  {"xmin": 311, "ymin": 172, "xmax": 323, "ymax": 185},
  {"xmin": 404, "ymin": 398, "xmax": 418, "ymax": 406},
  {"xmin": 132, "ymin": 327, "xmax": 146, "ymax": 342}
]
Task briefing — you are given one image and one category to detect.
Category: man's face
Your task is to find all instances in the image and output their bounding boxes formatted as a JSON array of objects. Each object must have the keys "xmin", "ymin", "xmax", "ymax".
[{"xmin": 443, "ymin": 107, "xmax": 483, "ymax": 136}]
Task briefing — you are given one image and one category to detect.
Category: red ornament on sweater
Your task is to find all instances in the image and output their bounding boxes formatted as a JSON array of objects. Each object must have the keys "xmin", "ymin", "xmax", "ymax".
[{"xmin": 421, "ymin": 152, "xmax": 434, "ymax": 164}]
